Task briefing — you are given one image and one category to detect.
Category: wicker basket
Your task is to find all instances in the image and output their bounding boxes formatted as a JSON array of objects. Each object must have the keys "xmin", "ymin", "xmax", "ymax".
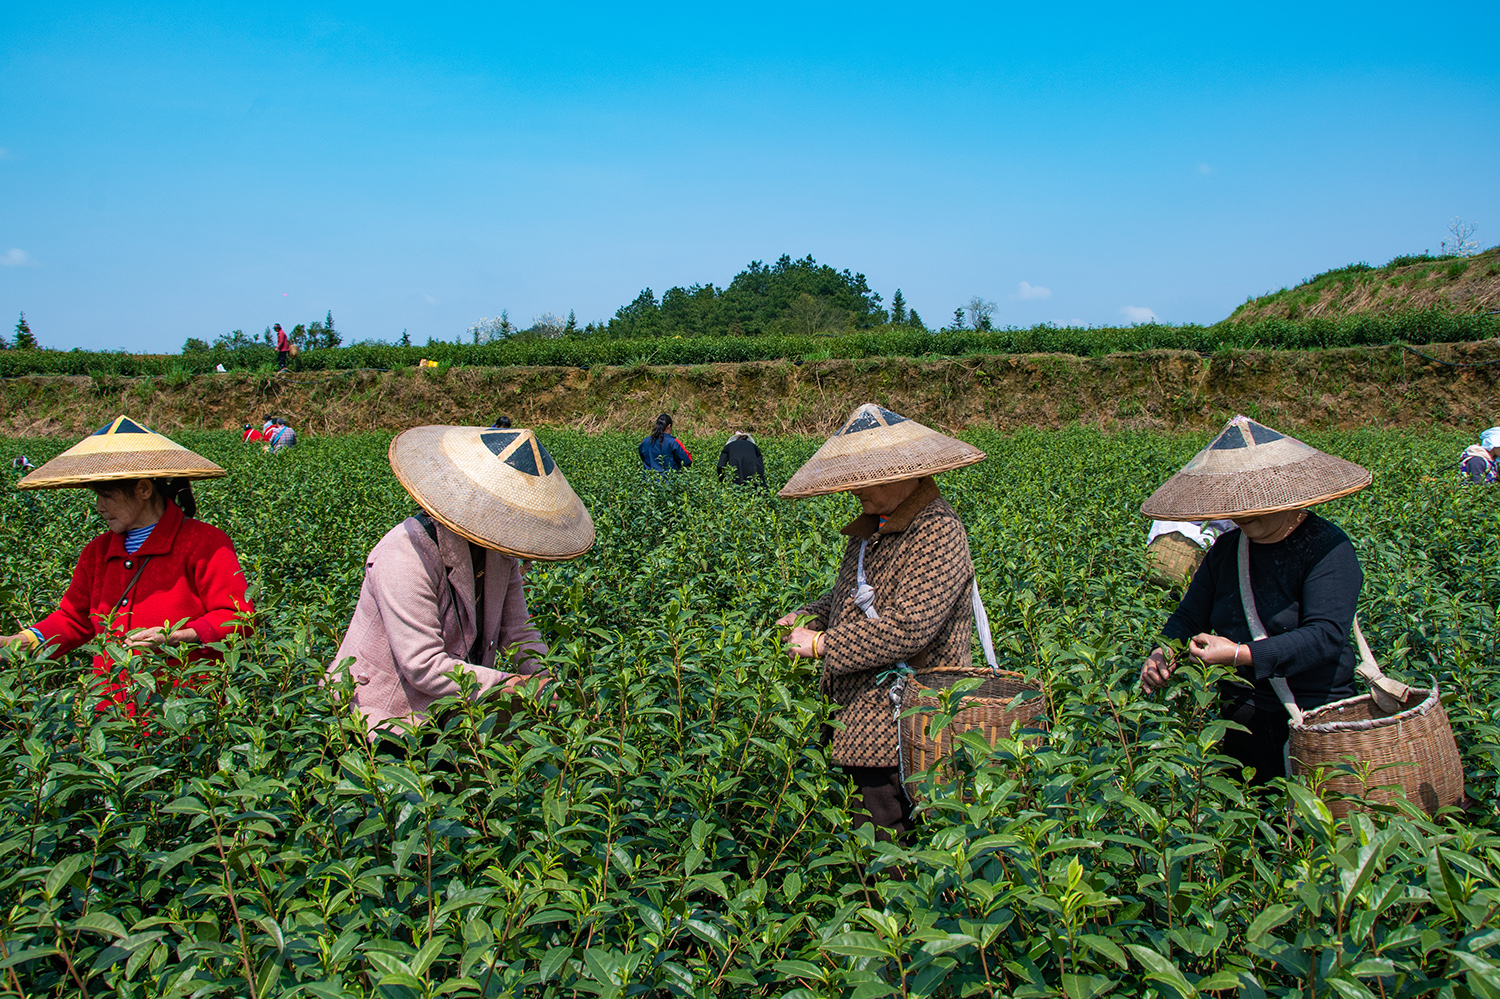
[
  {"xmin": 1289, "ymin": 683, "xmax": 1465, "ymax": 819},
  {"xmin": 1146, "ymin": 532, "xmax": 1206, "ymax": 588},
  {"xmin": 898, "ymin": 666, "xmax": 1046, "ymax": 786}
]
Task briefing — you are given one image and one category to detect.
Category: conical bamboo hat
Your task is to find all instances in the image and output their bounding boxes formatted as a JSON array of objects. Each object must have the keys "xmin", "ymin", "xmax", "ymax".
[
  {"xmin": 389, "ymin": 426, "xmax": 594, "ymax": 560},
  {"xmin": 779, "ymin": 403, "xmax": 985, "ymax": 499},
  {"xmin": 17, "ymin": 416, "xmax": 225, "ymax": 489},
  {"xmin": 1140, "ymin": 414, "xmax": 1371, "ymax": 520}
]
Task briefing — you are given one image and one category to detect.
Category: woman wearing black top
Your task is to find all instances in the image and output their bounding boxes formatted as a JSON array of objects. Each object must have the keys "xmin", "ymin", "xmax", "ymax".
[{"xmin": 1137, "ymin": 416, "xmax": 1373, "ymax": 784}]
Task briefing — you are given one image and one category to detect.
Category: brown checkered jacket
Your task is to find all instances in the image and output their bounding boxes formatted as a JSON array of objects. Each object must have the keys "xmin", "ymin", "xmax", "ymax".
[{"xmin": 795, "ymin": 477, "xmax": 976, "ymax": 767}]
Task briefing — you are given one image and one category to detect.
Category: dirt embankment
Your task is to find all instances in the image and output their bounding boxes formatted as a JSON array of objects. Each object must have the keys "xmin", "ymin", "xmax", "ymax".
[
  {"xmin": 1, "ymin": 341, "xmax": 1497, "ymax": 439},
  {"xmin": 1227, "ymin": 248, "xmax": 1500, "ymax": 323}
]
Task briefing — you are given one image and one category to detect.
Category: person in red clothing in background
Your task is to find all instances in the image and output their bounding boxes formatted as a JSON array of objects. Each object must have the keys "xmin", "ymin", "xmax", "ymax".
[
  {"xmin": 242, "ymin": 422, "xmax": 267, "ymax": 443},
  {"xmin": 0, "ymin": 417, "xmax": 254, "ymax": 714},
  {"xmin": 275, "ymin": 323, "xmax": 291, "ymax": 370}
]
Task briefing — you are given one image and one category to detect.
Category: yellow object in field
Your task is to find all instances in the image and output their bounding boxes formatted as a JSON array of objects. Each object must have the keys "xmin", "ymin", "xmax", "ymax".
[{"xmin": 419, "ymin": 358, "xmax": 440, "ymax": 368}]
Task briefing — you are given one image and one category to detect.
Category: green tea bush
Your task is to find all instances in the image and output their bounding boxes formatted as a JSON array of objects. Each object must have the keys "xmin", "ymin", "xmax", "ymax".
[
  {"xmin": 3, "ymin": 311, "xmax": 1498, "ymax": 377},
  {"xmin": 0, "ymin": 427, "xmax": 1495, "ymax": 997}
]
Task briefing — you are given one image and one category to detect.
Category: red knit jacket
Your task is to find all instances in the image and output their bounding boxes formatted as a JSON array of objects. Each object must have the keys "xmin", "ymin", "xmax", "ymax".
[{"xmin": 31, "ymin": 502, "xmax": 254, "ymax": 703}]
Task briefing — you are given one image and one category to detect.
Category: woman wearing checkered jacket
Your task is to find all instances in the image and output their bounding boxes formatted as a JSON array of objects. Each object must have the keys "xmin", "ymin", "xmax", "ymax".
[{"xmin": 775, "ymin": 403, "xmax": 986, "ymax": 840}]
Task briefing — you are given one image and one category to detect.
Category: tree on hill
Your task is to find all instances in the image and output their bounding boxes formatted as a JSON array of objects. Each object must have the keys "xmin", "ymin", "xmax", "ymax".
[
  {"xmin": 606, "ymin": 255, "xmax": 888, "ymax": 338},
  {"xmin": 1443, "ymin": 218, "xmax": 1480, "ymax": 258},
  {"xmin": 213, "ymin": 329, "xmax": 259, "ymax": 351},
  {"xmin": 14, "ymin": 312, "xmax": 36, "ymax": 350},
  {"xmin": 182, "ymin": 337, "xmax": 210, "ymax": 352},
  {"xmin": 908, "ymin": 309, "xmax": 926, "ymax": 331},
  {"xmin": 891, "ymin": 289, "xmax": 907, "ymax": 325},
  {"xmin": 322, "ymin": 310, "xmax": 341, "ymax": 349},
  {"xmin": 951, "ymin": 307, "xmax": 966, "ymax": 331},
  {"xmin": 967, "ymin": 297, "xmax": 996, "ymax": 332}
]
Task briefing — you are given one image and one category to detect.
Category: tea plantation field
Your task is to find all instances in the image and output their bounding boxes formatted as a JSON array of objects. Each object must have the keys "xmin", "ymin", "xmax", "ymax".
[{"xmin": 0, "ymin": 426, "xmax": 1495, "ymax": 998}]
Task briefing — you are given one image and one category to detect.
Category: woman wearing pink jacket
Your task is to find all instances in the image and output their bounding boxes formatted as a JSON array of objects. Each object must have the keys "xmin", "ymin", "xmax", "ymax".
[{"xmin": 330, "ymin": 425, "xmax": 595, "ymax": 735}]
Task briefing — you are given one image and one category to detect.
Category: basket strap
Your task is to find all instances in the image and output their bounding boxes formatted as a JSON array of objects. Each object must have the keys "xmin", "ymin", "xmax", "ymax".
[
  {"xmin": 859, "ymin": 539, "xmax": 998, "ymax": 679},
  {"xmin": 971, "ymin": 578, "xmax": 998, "ymax": 675},
  {"xmin": 853, "ymin": 540, "xmax": 880, "ymax": 621},
  {"xmin": 1244, "ymin": 533, "xmax": 1409, "ymax": 717},
  {"xmin": 1268, "ymin": 677, "xmax": 1305, "ymax": 726},
  {"xmin": 1242, "ymin": 533, "xmax": 1307, "ymax": 724},
  {"xmin": 1352, "ymin": 616, "xmax": 1412, "ymax": 711},
  {"xmin": 1237, "ymin": 532, "xmax": 1269, "ymax": 642}
]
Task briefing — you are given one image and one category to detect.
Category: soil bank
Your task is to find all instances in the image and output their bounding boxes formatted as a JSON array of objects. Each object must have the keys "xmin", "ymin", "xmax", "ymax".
[{"xmin": 1, "ymin": 341, "xmax": 1496, "ymax": 439}]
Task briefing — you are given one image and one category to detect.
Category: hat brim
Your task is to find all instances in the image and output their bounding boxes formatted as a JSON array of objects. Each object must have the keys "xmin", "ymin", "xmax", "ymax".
[
  {"xmin": 778, "ymin": 443, "xmax": 985, "ymax": 498},
  {"xmin": 389, "ymin": 426, "xmax": 595, "ymax": 561},
  {"xmin": 18, "ymin": 454, "xmax": 226, "ymax": 490},
  {"xmin": 778, "ymin": 403, "xmax": 987, "ymax": 499},
  {"xmin": 1140, "ymin": 453, "xmax": 1372, "ymax": 520}
]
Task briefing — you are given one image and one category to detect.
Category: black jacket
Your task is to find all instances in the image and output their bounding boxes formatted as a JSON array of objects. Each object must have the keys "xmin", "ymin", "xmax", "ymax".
[
  {"xmin": 716, "ymin": 436, "xmax": 766, "ymax": 487},
  {"xmin": 1162, "ymin": 514, "xmax": 1360, "ymax": 713}
]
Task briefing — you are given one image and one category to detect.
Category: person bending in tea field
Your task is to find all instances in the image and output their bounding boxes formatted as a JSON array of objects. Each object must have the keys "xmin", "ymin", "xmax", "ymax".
[
  {"xmin": 329, "ymin": 425, "xmax": 595, "ymax": 734},
  {"xmin": 1138, "ymin": 415, "xmax": 1372, "ymax": 785},
  {"xmin": 716, "ymin": 430, "xmax": 767, "ymax": 488},
  {"xmin": 776, "ymin": 404, "xmax": 987, "ymax": 840},
  {"xmin": 0, "ymin": 417, "xmax": 254, "ymax": 715},
  {"xmin": 639, "ymin": 413, "xmax": 693, "ymax": 477},
  {"xmin": 1459, "ymin": 426, "xmax": 1500, "ymax": 484}
]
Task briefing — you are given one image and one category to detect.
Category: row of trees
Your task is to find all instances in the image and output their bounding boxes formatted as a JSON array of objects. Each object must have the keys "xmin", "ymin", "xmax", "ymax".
[
  {"xmin": 599, "ymin": 254, "xmax": 902, "ymax": 339},
  {"xmin": 470, "ymin": 257, "xmax": 1014, "ymax": 346},
  {"xmin": 183, "ymin": 311, "xmax": 341, "ymax": 354}
]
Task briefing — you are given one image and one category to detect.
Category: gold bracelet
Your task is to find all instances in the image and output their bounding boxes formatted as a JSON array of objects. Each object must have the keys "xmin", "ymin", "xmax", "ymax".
[{"xmin": 814, "ymin": 633, "xmax": 824, "ymax": 657}]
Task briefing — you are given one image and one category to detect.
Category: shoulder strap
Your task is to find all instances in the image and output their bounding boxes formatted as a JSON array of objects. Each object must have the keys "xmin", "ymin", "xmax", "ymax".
[
  {"xmin": 1239, "ymin": 532, "xmax": 1304, "ymax": 723},
  {"xmin": 119, "ymin": 555, "xmax": 154, "ymax": 605},
  {"xmin": 1240, "ymin": 531, "xmax": 1409, "ymax": 719},
  {"xmin": 853, "ymin": 539, "xmax": 999, "ymax": 674},
  {"xmin": 971, "ymin": 578, "xmax": 998, "ymax": 673}
]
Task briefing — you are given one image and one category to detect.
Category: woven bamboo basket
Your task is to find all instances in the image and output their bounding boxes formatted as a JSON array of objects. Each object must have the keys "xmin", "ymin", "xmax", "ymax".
[
  {"xmin": 1289, "ymin": 682, "xmax": 1465, "ymax": 819},
  {"xmin": 1145, "ymin": 532, "xmax": 1206, "ymax": 588},
  {"xmin": 898, "ymin": 666, "xmax": 1046, "ymax": 786}
]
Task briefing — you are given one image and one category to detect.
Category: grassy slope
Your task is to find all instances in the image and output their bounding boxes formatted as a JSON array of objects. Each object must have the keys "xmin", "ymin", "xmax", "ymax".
[
  {"xmin": 2, "ymin": 339, "xmax": 1497, "ymax": 439},
  {"xmin": 1225, "ymin": 247, "xmax": 1500, "ymax": 323}
]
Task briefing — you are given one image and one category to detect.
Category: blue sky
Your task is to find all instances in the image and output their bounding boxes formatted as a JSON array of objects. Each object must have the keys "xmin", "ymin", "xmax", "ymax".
[{"xmin": 2, "ymin": 2, "xmax": 1497, "ymax": 351}]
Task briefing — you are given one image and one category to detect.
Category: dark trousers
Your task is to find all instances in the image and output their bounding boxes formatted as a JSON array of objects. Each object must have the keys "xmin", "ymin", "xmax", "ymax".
[
  {"xmin": 277, "ymin": 349, "xmax": 290, "ymax": 370},
  {"xmin": 1220, "ymin": 698, "xmax": 1292, "ymax": 785},
  {"xmin": 841, "ymin": 765, "xmax": 914, "ymax": 842}
]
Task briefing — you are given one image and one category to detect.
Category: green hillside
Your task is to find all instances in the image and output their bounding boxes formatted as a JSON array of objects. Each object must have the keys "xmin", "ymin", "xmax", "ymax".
[{"xmin": 1226, "ymin": 247, "xmax": 1500, "ymax": 322}]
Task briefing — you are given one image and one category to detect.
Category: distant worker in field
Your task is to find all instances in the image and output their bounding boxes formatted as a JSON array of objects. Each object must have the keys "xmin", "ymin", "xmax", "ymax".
[
  {"xmin": 274, "ymin": 324, "xmax": 292, "ymax": 370},
  {"xmin": 267, "ymin": 418, "xmax": 298, "ymax": 452},
  {"xmin": 1139, "ymin": 414, "xmax": 1371, "ymax": 785},
  {"xmin": 490, "ymin": 416, "xmax": 512, "ymax": 429},
  {"xmin": 776, "ymin": 403, "xmax": 987, "ymax": 841},
  {"xmin": 330, "ymin": 425, "xmax": 595, "ymax": 736},
  {"xmin": 638, "ymin": 413, "xmax": 692, "ymax": 477},
  {"xmin": 0, "ymin": 417, "xmax": 254, "ymax": 715},
  {"xmin": 716, "ymin": 430, "xmax": 767, "ymax": 488},
  {"xmin": 1459, "ymin": 426, "xmax": 1500, "ymax": 483},
  {"xmin": 242, "ymin": 423, "xmax": 268, "ymax": 443}
]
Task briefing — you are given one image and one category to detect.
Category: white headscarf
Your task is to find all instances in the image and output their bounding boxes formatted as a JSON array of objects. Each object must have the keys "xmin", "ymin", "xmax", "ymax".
[{"xmin": 1481, "ymin": 427, "xmax": 1500, "ymax": 451}]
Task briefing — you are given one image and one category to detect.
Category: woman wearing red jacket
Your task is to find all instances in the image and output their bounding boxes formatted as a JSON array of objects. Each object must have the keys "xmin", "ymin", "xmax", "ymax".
[{"xmin": 0, "ymin": 417, "xmax": 254, "ymax": 712}]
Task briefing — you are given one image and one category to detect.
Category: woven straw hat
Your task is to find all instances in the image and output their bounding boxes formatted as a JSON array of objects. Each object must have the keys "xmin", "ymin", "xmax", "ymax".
[
  {"xmin": 389, "ymin": 425, "xmax": 594, "ymax": 560},
  {"xmin": 17, "ymin": 416, "xmax": 225, "ymax": 490},
  {"xmin": 779, "ymin": 403, "xmax": 986, "ymax": 499},
  {"xmin": 1140, "ymin": 414, "xmax": 1371, "ymax": 520}
]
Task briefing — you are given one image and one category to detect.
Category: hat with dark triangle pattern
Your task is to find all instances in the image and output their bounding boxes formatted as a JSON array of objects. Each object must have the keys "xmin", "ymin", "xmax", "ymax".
[
  {"xmin": 1140, "ymin": 414, "xmax": 1371, "ymax": 520},
  {"xmin": 778, "ymin": 403, "xmax": 986, "ymax": 499},
  {"xmin": 389, "ymin": 425, "xmax": 594, "ymax": 560},
  {"xmin": 17, "ymin": 416, "xmax": 226, "ymax": 489}
]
